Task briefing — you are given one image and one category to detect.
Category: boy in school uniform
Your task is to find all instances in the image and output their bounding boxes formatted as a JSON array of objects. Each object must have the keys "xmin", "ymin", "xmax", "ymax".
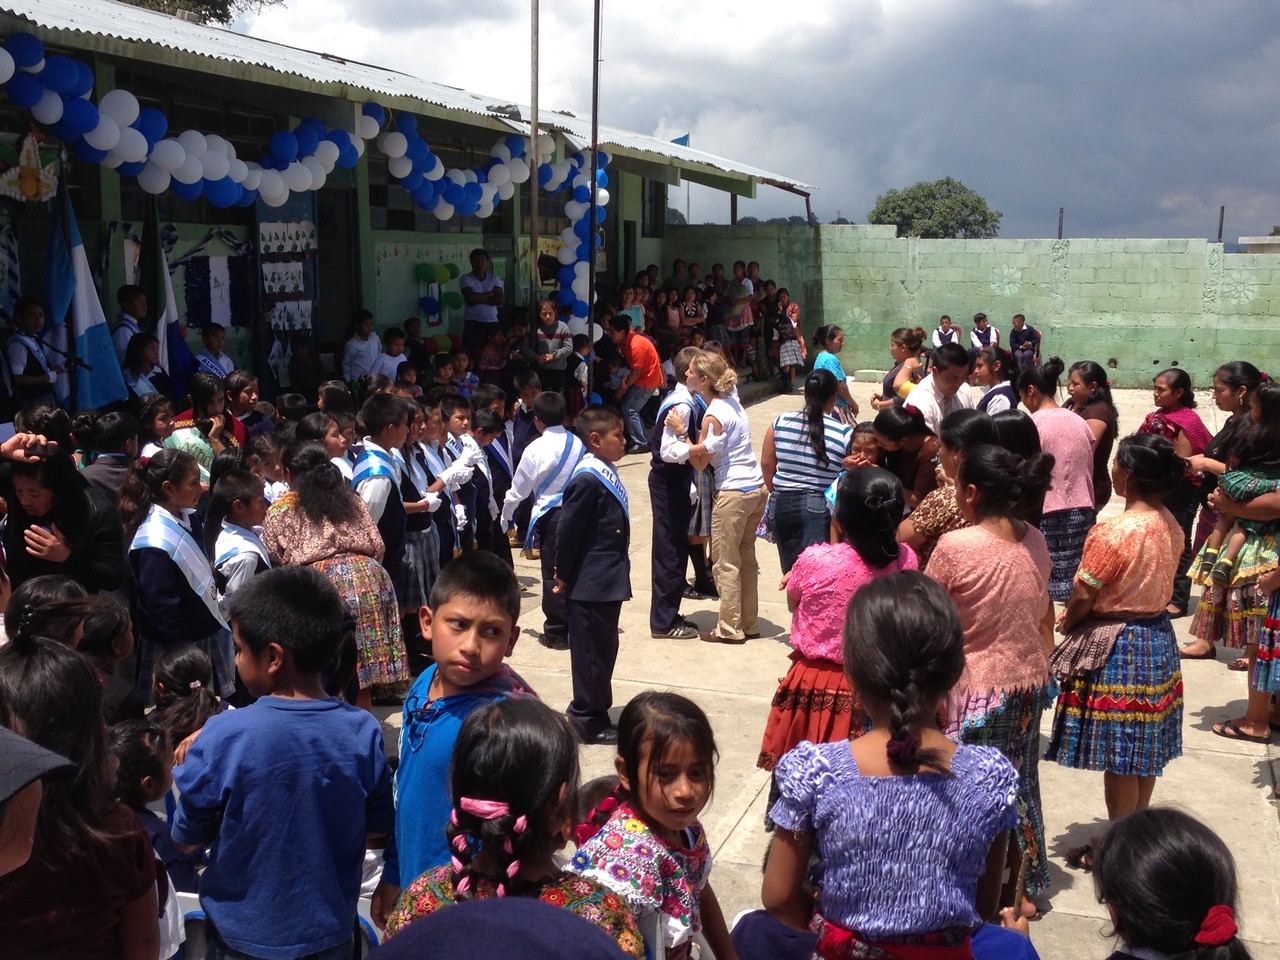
[
  {"xmin": 500, "ymin": 391, "xmax": 584, "ymax": 650},
  {"xmin": 469, "ymin": 406, "xmax": 509, "ymax": 564},
  {"xmin": 553, "ymin": 406, "xmax": 630, "ymax": 744},
  {"xmin": 195, "ymin": 322, "xmax": 235, "ymax": 378},
  {"xmin": 113, "ymin": 284, "xmax": 147, "ymax": 364},
  {"xmin": 370, "ymin": 552, "xmax": 534, "ymax": 930},
  {"xmin": 440, "ymin": 394, "xmax": 484, "ymax": 552},
  {"xmin": 210, "ymin": 469, "xmax": 271, "ymax": 620},
  {"xmin": 508, "ymin": 370, "xmax": 543, "ymax": 548},
  {"xmin": 371, "ymin": 327, "xmax": 410, "ymax": 381},
  {"xmin": 354, "ymin": 393, "xmax": 412, "ymax": 590},
  {"xmin": 172, "ymin": 567, "xmax": 394, "ymax": 960}
]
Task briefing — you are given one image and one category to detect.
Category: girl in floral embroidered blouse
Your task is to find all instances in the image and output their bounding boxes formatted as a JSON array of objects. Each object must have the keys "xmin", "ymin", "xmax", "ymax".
[
  {"xmin": 570, "ymin": 691, "xmax": 738, "ymax": 960},
  {"xmin": 385, "ymin": 698, "xmax": 643, "ymax": 957}
]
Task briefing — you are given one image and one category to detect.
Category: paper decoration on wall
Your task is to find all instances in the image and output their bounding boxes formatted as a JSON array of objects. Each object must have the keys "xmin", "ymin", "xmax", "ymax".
[
  {"xmin": 182, "ymin": 255, "xmax": 253, "ymax": 328},
  {"xmin": 0, "ymin": 133, "xmax": 58, "ymax": 202},
  {"xmin": 258, "ymin": 221, "xmax": 318, "ymax": 254},
  {"xmin": 262, "ymin": 262, "xmax": 304, "ymax": 296},
  {"xmin": 268, "ymin": 300, "xmax": 312, "ymax": 330}
]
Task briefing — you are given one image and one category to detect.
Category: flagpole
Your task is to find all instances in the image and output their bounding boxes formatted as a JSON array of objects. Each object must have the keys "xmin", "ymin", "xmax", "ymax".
[
  {"xmin": 57, "ymin": 160, "xmax": 79, "ymax": 411},
  {"xmin": 586, "ymin": 0, "xmax": 601, "ymax": 405}
]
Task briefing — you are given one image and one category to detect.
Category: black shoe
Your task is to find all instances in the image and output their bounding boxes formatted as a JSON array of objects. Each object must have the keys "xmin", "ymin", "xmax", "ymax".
[
  {"xmin": 651, "ymin": 622, "xmax": 700, "ymax": 639},
  {"xmin": 538, "ymin": 634, "xmax": 570, "ymax": 650},
  {"xmin": 693, "ymin": 582, "xmax": 719, "ymax": 599},
  {"xmin": 626, "ymin": 443, "xmax": 648, "ymax": 456},
  {"xmin": 682, "ymin": 584, "xmax": 707, "ymax": 600},
  {"xmin": 584, "ymin": 725, "xmax": 619, "ymax": 745}
]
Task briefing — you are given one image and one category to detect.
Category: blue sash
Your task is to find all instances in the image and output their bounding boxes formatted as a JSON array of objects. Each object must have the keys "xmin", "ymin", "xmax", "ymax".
[
  {"xmin": 571, "ymin": 454, "xmax": 629, "ymax": 517},
  {"xmin": 130, "ymin": 506, "xmax": 226, "ymax": 627},
  {"xmin": 420, "ymin": 441, "xmax": 448, "ymax": 480},
  {"xmin": 526, "ymin": 432, "xmax": 585, "ymax": 546},
  {"xmin": 14, "ymin": 333, "xmax": 50, "ymax": 374},
  {"xmin": 488, "ymin": 435, "xmax": 513, "ymax": 477},
  {"xmin": 213, "ymin": 521, "xmax": 270, "ymax": 570},
  {"xmin": 353, "ymin": 447, "xmax": 399, "ymax": 488},
  {"xmin": 196, "ymin": 350, "xmax": 228, "ymax": 378}
]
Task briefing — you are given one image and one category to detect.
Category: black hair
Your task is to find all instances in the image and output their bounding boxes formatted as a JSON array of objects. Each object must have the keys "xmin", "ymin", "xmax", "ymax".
[
  {"xmin": 247, "ymin": 431, "xmax": 285, "ymax": 463},
  {"xmin": 282, "ymin": 441, "xmax": 361, "ymax": 526},
  {"xmin": 318, "ymin": 380, "xmax": 355, "ymax": 416},
  {"xmin": 201, "ymin": 321, "xmax": 225, "ymax": 339},
  {"xmin": 134, "ymin": 394, "xmax": 174, "ymax": 442},
  {"xmin": 8, "ymin": 451, "xmax": 93, "ymax": 546},
  {"xmin": 891, "ymin": 326, "xmax": 926, "ymax": 353},
  {"xmin": 150, "ymin": 643, "xmax": 219, "ymax": 746},
  {"xmin": 873, "ymin": 404, "xmax": 934, "ymax": 442},
  {"xmin": 440, "ymin": 394, "xmax": 473, "ymax": 422},
  {"xmin": 939, "ymin": 409, "xmax": 998, "ymax": 452},
  {"xmin": 576, "ymin": 775, "xmax": 621, "ymax": 825},
  {"xmin": 1114, "ymin": 433, "xmax": 1186, "ymax": 499},
  {"xmin": 1015, "ymin": 355, "xmax": 1065, "ymax": 399},
  {"xmin": 90, "ymin": 411, "xmax": 140, "ymax": 454},
  {"xmin": 471, "ymin": 384, "xmax": 506, "ymax": 410},
  {"xmin": 3, "ymin": 576, "xmax": 89, "ymax": 647},
  {"xmin": 1233, "ymin": 381, "xmax": 1280, "ymax": 469},
  {"xmin": 571, "ymin": 333, "xmax": 590, "ymax": 351},
  {"xmin": 976, "ymin": 345, "xmax": 1014, "ymax": 383},
  {"xmin": 957, "ymin": 444, "xmax": 1055, "ymax": 519},
  {"xmin": 532, "ymin": 391, "xmax": 567, "ymax": 427},
  {"xmin": 209, "ymin": 446, "xmax": 256, "ymax": 494},
  {"xmin": 447, "ymin": 698, "xmax": 581, "ymax": 899},
  {"xmin": 834, "ymin": 467, "xmax": 904, "ymax": 568},
  {"xmin": 512, "ymin": 370, "xmax": 542, "ymax": 393},
  {"xmin": 75, "ymin": 595, "xmax": 132, "ymax": 667},
  {"xmin": 852, "ymin": 420, "xmax": 876, "ymax": 437},
  {"xmin": 384, "ymin": 326, "xmax": 406, "ymax": 344},
  {"xmin": 110, "ymin": 719, "xmax": 169, "ymax": 810},
  {"xmin": 813, "ymin": 324, "xmax": 843, "ymax": 348},
  {"xmin": 224, "ymin": 369, "xmax": 258, "ymax": 406},
  {"xmin": 842, "ymin": 571, "xmax": 965, "ymax": 773},
  {"xmin": 472, "ymin": 408, "xmax": 505, "ymax": 435},
  {"xmin": 575, "ymin": 405, "xmax": 623, "ymax": 445},
  {"xmin": 186, "ymin": 371, "xmax": 225, "ymax": 424},
  {"xmin": 204, "ymin": 469, "xmax": 266, "ymax": 558},
  {"xmin": 801, "ymin": 369, "xmax": 839, "ymax": 466},
  {"xmin": 1094, "ymin": 808, "xmax": 1251, "ymax": 960},
  {"xmin": 277, "ymin": 392, "xmax": 310, "ymax": 422},
  {"xmin": 972, "ymin": 312, "xmax": 988, "ymax": 324},
  {"xmin": 1214, "ymin": 361, "xmax": 1265, "ymax": 405},
  {"xmin": 931, "ymin": 342, "xmax": 968, "ymax": 372},
  {"xmin": 13, "ymin": 405, "xmax": 73, "ymax": 450},
  {"xmin": 606, "ymin": 313, "xmax": 631, "ymax": 334},
  {"xmin": 296, "ymin": 411, "xmax": 339, "ymax": 444},
  {"xmin": 990, "ymin": 409, "xmax": 1043, "ymax": 459},
  {"xmin": 229, "ymin": 566, "xmax": 347, "ymax": 675},
  {"xmin": 1155, "ymin": 367, "xmax": 1196, "ymax": 408},
  {"xmin": 1066, "ymin": 360, "xmax": 1116, "ymax": 416},
  {"xmin": 429, "ymin": 550, "xmax": 521, "ymax": 626},
  {"xmin": 116, "ymin": 283, "xmax": 144, "ymax": 307},
  {"xmin": 122, "ymin": 332, "xmax": 158, "ymax": 374},
  {"xmin": 361, "ymin": 392, "xmax": 410, "ymax": 437}
]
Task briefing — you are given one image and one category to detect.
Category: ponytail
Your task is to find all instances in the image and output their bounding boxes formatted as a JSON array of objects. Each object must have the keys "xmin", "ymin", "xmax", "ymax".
[
  {"xmin": 834, "ymin": 467, "xmax": 904, "ymax": 568},
  {"xmin": 802, "ymin": 369, "xmax": 839, "ymax": 466},
  {"xmin": 150, "ymin": 643, "xmax": 220, "ymax": 746},
  {"xmin": 118, "ymin": 448, "xmax": 199, "ymax": 541}
]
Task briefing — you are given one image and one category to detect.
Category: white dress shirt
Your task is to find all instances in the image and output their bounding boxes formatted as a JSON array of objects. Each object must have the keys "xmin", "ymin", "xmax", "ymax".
[{"xmin": 500, "ymin": 425, "xmax": 580, "ymax": 527}]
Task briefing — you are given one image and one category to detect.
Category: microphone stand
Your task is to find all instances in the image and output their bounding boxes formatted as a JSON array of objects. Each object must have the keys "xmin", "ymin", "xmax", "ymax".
[{"xmin": 1, "ymin": 321, "xmax": 94, "ymax": 371}]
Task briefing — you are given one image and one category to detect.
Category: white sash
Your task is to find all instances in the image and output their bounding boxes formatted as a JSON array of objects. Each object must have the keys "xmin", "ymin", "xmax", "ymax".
[
  {"xmin": 214, "ymin": 521, "xmax": 270, "ymax": 570},
  {"xmin": 130, "ymin": 506, "xmax": 226, "ymax": 627},
  {"xmin": 571, "ymin": 453, "xmax": 629, "ymax": 517},
  {"xmin": 15, "ymin": 333, "xmax": 50, "ymax": 374}
]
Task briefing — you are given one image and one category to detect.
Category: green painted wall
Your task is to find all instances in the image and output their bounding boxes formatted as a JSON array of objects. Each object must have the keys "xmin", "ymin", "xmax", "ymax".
[{"xmin": 664, "ymin": 225, "xmax": 1280, "ymax": 387}]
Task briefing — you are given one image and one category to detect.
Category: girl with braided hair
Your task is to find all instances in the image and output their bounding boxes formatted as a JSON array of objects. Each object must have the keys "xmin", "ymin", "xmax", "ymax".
[
  {"xmin": 383, "ymin": 698, "xmax": 642, "ymax": 956},
  {"xmin": 763, "ymin": 572, "xmax": 1018, "ymax": 957}
]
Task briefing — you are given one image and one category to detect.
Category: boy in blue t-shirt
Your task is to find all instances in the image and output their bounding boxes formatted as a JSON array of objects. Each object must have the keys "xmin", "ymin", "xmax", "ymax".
[
  {"xmin": 172, "ymin": 566, "xmax": 394, "ymax": 960},
  {"xmin": 370, "ymin": 551, "xmax": 535, "ymax": 930}
]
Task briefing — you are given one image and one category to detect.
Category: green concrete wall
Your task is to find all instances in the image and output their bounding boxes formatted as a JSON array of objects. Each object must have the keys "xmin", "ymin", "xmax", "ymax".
[{"xmin": 664, "ymin": 225, "xmax": 1280, "ymax": 387}]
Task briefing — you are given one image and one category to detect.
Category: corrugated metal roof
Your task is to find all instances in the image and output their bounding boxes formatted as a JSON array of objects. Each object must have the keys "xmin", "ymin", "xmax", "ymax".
[{"xmin": 0, "ymin": 0, "xmax": 815, "ymax": 194}]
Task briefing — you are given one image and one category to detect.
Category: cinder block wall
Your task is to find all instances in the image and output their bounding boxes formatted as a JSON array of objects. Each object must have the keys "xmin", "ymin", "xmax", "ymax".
[{"xmin": 666, "ymin": 225, "xmax": 1280, "ymax": 387}]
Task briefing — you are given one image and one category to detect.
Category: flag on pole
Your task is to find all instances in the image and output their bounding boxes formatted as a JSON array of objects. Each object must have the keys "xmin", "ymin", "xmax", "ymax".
[
  {"xmin": 671, "ymin": 133, "xmax": 690, "ymax": 147},
  {"xmin": 45, "ymin": 192, "xmax": 128, "ymax": 410},
  {"xmin": 141, "ymin": 196, "xmax": 196, "ymax": 402}
]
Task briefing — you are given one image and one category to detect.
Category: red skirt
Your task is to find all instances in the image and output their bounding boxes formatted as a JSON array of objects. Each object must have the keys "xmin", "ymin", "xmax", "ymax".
[{"xmin": 758, "ymin": 651, "xmax": 868, "ymax": 771}]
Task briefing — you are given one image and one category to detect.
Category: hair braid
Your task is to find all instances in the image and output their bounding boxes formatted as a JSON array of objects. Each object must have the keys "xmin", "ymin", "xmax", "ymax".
[{"xmin": 447, "ymin": 808, "xmax": 478, "ymax": 900}]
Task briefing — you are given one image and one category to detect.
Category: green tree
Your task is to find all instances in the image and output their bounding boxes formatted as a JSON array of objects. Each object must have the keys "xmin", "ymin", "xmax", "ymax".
[
  {"xmin": 666, "ymin": 207, "xmax": 688, "ymax": 226},
  {"xmin": 867, "ymin": 177, "xmax": 1001, "ymax": 239},
  {"xmin": 120, "ymin": 0, "xmax": 284, "ymax": 25}
]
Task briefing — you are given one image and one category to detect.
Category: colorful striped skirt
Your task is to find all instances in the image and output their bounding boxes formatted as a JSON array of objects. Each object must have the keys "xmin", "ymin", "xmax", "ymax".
[
  {"xmin": 1252, "ymin": 589, "xmax": 1280, "ymax": 693},
  {"xmin": 313, "ymin": 553, "xmax": 409, "ymax": 690},
  {"xmin": 1190, "ymin": 579, "xmax": 1268, "ymax": 649},
  {"xmin": 1040, "ymin": 506, "xmax": 1096, "ymax": 601},
  {"xmin": 949, "ymin": 686, "xmax": 1053, "ymax": 897},
  {"xmin": 1045, "ymin": 614, "xmax": 1183, "ymax": 777},
  {"xmin": 758, "ymin": 652, "xmax": 868, "ymax": 771}
]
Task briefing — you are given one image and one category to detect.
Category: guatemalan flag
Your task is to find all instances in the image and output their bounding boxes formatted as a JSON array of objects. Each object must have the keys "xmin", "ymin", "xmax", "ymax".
[
  {"xmin": 46, "ymin": 195, "xmax": 128, "ymax": 410},
  {"xmin": 142, "ymin": 196, "xmax": 196, "ymax": 402}
]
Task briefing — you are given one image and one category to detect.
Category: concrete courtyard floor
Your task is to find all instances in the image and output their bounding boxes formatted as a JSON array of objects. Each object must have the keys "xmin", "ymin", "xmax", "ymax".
[{"xmin": 380, "ymin": 384, "xmax": 1280, "ymax": 959}]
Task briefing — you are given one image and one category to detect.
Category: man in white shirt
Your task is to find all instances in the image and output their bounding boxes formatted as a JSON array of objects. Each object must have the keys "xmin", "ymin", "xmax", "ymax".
[
  {"xmin": 113, "ymin": 285, "xmax": 147, "ymax": 365},
  {"xmin": 905, "ymin": 342, "xmax": 975, "ymax": 435},
  {"xmin": 460, "ymin": 248, "xmax": 504, "ymax": 357}
]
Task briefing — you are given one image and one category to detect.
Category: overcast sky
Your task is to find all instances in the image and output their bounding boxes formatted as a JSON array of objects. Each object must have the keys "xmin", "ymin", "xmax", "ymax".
[{"xmin": 238, "ymin": 0, "xmax": 1280, "ymax": 240}]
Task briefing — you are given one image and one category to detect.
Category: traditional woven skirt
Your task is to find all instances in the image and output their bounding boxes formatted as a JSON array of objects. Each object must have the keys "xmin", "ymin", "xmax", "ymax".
[
  {"xmin": 1191, "ymin": 531, "xmax": 1279, "ymax": 587},
  {"xmin": 1045, "ymin": 614, "xmax": 1183, "ymax": 777},
  {"xmin": 950, "ymin": 686, "xmax": 1053, "ymax": 897},
  {"xmin": 398, "ymin": 526, "xmax": 441, "ymax": 611},
  {"xmin": 689, "ymin": 465, "xmax": 716, "ymax": 539},
  {"xmin": 314, "ymin": 553, "xmax": 408, "ymax": 690},
  {"xmin": 1190, "ymin": 579, "xmax": 1268, "ymax": 649},
  {"xmin": 758, "ymin": 652, "xmax": 868, "ymax": 771},
  {"xmin": 1040, "ymin": 506, "xmax": 1096, "ymax": 601},
  {"xmin": 779, "ymin": 339, "xmax": 805, "ymax": 368},
  {"xmin": 1252, "ymin": 589, "xmax": 1280, "ymax": 693}
]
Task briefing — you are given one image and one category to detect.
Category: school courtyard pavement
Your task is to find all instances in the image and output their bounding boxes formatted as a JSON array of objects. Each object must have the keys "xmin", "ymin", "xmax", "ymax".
[{"xmin": 380, "ymin": 383, "xmax": 1280, "ymax": 960}]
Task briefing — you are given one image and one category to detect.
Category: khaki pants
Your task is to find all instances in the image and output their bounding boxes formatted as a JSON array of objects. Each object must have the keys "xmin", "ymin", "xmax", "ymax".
[{"xmin": 710, "ymin": 486, "xmax": 769, "ymax": 640}]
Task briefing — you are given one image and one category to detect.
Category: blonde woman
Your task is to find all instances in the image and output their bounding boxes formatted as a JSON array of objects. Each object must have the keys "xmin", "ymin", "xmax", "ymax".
[{"xmin": 666, "ymin": 350, "xmax": 768, "ymax": 643}]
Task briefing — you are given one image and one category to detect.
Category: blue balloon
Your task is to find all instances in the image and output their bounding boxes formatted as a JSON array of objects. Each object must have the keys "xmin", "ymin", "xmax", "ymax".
[
  {"xmin": 414, "ymin": 180, "xmax": 435, "ymax": 203},
  {"xmin": 60, "ymin": 98, "xmax": 99, "ymax": 136},
  {"xmin": 401, "ymin": 172, "xmax": 424, "ymax": 191},
  {"xmin": 269, "ymin": 130, "xmax": 299, "ymax": 164},
  {"xmin": 504, "ymin": 134, "xmax": 526, "ymax": 158},
  {"xmin": 420, "ymin": 296, "xmax": 440, "ymax": 314},
  {"xmin": 74, "ymin": 140, "xmax": 108, "ymax": 164},
  {"xmin": 171, "ymin": 178, "xmax": 203, "ymax": 201},
  {"xmin": 300, "ymin": 116, "xmax": 326, "ymax": 133},
  {"xmin": 406, "ymin": 138, "xmax": 429, "ymax": 163},
  {"xmin": 596, "ymin": 150, "xmax": 610, "ymax": 168},
  {"xmin": 594, "ymin": 206, "xmax": 607, "ymax": 224},
  {"xmin": 463, "ymin": 181, "xmax": 482, "ymax": 201},
  {"xmin": 235, "ymin": 188, "xmax": 258, "ymax": 208},
  {"xmin": 596, "ymin": 169, "xmax": 609, "ymax": 188},
  {"xmin": 133, "ymin": 107, "xmax": 167, "ymax": 144},
  {"xmin": 118, "ymin": 160, "xmax": 146, "ymax": 177},
  {"xmin": 337, "ymin": 144, "xmax": 359, "ymax": 169},
  {"xmin": 4, "ymin": 73, "xmax": 43, "ymax": 109},
  {"xmin": 293, "ymin": 125, "xmax": 320, "ymax": 157},
  {"xmin": 555, "ymin": 287, "xmax": 575, "ymax": 306},
  {"xmin": 395, "ymin": 112, "xmax": 418, "ymax": 135},
  {"xmin": 571, "ymin": 299, "xmax": 589, "ymax": 318},
  {"xmin": 48, "ymin": 119, "xmax": 77, "ymax": 142},
  {"xmin": 324, "ymin": 129, "xmax": 352, "ymax": 150},
  {"xmin": 537, "ymin": 164, "xmax": 552, "ymax": 187},
  {"xmin": 443, "ymin": 184, "xmax": 463, "ymax": 205},
  {"xmin": 205, "ymin": 177, "xmax": 240, "ymax": 208},
  {"xmin": 362, "ymin": 102, "xmax": 386, "ymax": 124},
  {"xmin": 72, "ymin": 61, "xmax": 95, "ymax": 98},
  {"xmin": 573, "ymin": 185, "xmax": 591, "ymax": 203},
  {"xmin": 39, "ymin": 55, "xmax": 81, "ymax": 94},
  {"xmin": 421, "ymin": 192, "xmax": 439, "ymax": 211},
  {"xmin": 576, "ymin": 242, "xmax": 588, "ymax": 260},
  {"xmin": 556, "ymin": 265, "xmax": 575, "ymax": 285},
  {"xmin": 573, "ymin": 217, "xmax": 591, "ymax": 239},
  {"xmin": 3, "ymin": 33, "xmax": 44, "ymax": 69}
]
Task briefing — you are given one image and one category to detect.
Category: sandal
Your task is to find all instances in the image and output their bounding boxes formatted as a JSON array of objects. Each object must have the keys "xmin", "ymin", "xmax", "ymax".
[
  {"xmin": 1065, "ymin": 843, "xmax": 1094, "ymax": 871},
  {"xmin": 1178, "ymin": 644, "xmax": 1217, "ymax": 660},
  {"xmin": 1228, "ymin": 657, "xmax": 1249, "ymax": 671},
  {"xmin": 1212, "ymin": 720, "xmax": 1271, "ymax": 744}
]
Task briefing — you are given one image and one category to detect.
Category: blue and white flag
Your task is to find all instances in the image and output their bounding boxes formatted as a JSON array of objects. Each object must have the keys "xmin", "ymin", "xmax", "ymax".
[
  {"xmin": 45, "ymin": 197, "xmax": 128, "ymax": 409},
  {"xmin": 143, "ymin": 197, "xmax": 197, "ymax": 401}
]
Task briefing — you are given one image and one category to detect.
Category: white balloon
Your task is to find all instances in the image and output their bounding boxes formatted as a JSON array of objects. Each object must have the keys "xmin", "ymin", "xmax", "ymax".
[
  {"xmin": 98, "ymin": 88, "xmax": 140, "ymax": 127},
  {"xmin": 481, "ymin": 183, "xmax": 498, "ymax": 203},
  {"xmin": 0, "ymin": 48, "xmax": 14, "ymax": 85},
  {"xmin": 378, "ymin": 132, "xmax": 407, "ymax": 159},
  {"xmin": 462, "ymin": 169, "xmax": 478, "ymax": 184},
  {"xmin": 177, "ymin": 129, "xmax": 208, "ymax": 158},
  {"xmin": 149, "ymin": 139, "xmax": 185, "ymax": 172},
  {"xmin": 261, "ymin": 187, "xmax": 289, "ymax": 208},
  {"xmin": 258, "ymin": 169, "xmax": 284, "ymax": 201},
  {"xmin": 596, "ymin": 188, "xmax": 610, "ymax": 206},
  {"xmin": 572, "ymin": 173, "xmax": 591, "ymax": 190},
  {"xmin": 359, "ymin": 114, "xmax": 381, "ymax": 140},
  {"xmin": 556, "ymin": 245, "xmax": 577, "ymax": 265},
  {"xmin": 314, "ymin": 140, "xmax": 340, "ymax": 169},
  {"xmin": 82, "ymin": 115, "xmax": 120, "ymax": 151},
  {"xmin": 567, "ymin": 317, "xmax": 589, "ymax": 338},
  {"xmin": 204, "ymin": 134, "xmax": 231, "ymax": 158},
  {"xmin": 506, "ymin": 158, "xmax": 530, "ymax": 184},
  {"xmin": 444, "ymin": 168, "xmax": 466, "ymax": 186},
  {"xmin": 31, "ymin": 88, "xmax": 63, "ymax": 125},
  {"xmin": 536, "ymin": 133, "xmax": 554, "ymax": 156},
  {"xmin": 227, "ymin": 158, "xmax": 248, "ymax": 183},
  {"xmin": 283, "ymin": 161, "xmax": 313, "ymax": 192},
  {"xmin": 137, "ymin": 163, "xmax": 170, "ymax": 195},
  {"xmin": 574, "ymin": 261, "xmax": 590, "ymax": 277},
  {"xmin": 433, "ymin": 200, "xmax": 455, "ymax": 221},
  {"xmin": 559, "ymin": 227, "xmax": 577, "ymax": 246},
  {"xmin": 497, "ymin": 180, "xmax": 515, "ymax": 201},
  {"xmin": 116, "ymin": 127, "xmax": 150, "ymax": 164},
  {"xmin": 564, "ymin": 200, "xmax": 587, "ymax": 221},
  {"xmin": 201, "ymin": 150, "xmax": 230, "ymax": 181},
  {"xmin": 591, "ymin": 322, "xmax": 605, "ymax": 343},
  {"xmin": 487, "ymin": 163, "xmax": 510, "ymax": 187},
  {"xmin": 17, "ymin": 57, "xmax": 44, "ymax": 74},
  {"xmin": 489, "ymin": 143, "xmax": 511, "ymax": 163},
  {"xmin": 387, "ymin": 156, "xmax": 413, "ymax": 179},
  {"xmin": 241, "ymin": 163, "xmax": 263, "ymax": 192},
  {"xmin": 424, "ymin": 157, "xmax": 444, "ymax": 181},
  {"xmin": 475, "ymin": 202, "xmax": 494, "ymax": 219},
  {"xmin": 173, "ymin": 154, "xmax": 204, "ymax": 185},
  {"xmin": 302, "ymin": 156, "xmax": 326, "ymax": 190},
  {"xmin": 571, "ymin": 277, "xmax": 589, "ymax": 298},
  {"xmin": 353, "ymin": 135, "xmax": 366, "ymax": 158},
  {"xmin": 101, "ymin": 149, "xmax": 124, "ymax": 169}
]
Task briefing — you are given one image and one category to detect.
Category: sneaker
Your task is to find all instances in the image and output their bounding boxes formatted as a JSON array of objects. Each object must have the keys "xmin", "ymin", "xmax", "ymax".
[{"xmin": 652, "ymin": 623, "xmax": 700, "ymax": 640}]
